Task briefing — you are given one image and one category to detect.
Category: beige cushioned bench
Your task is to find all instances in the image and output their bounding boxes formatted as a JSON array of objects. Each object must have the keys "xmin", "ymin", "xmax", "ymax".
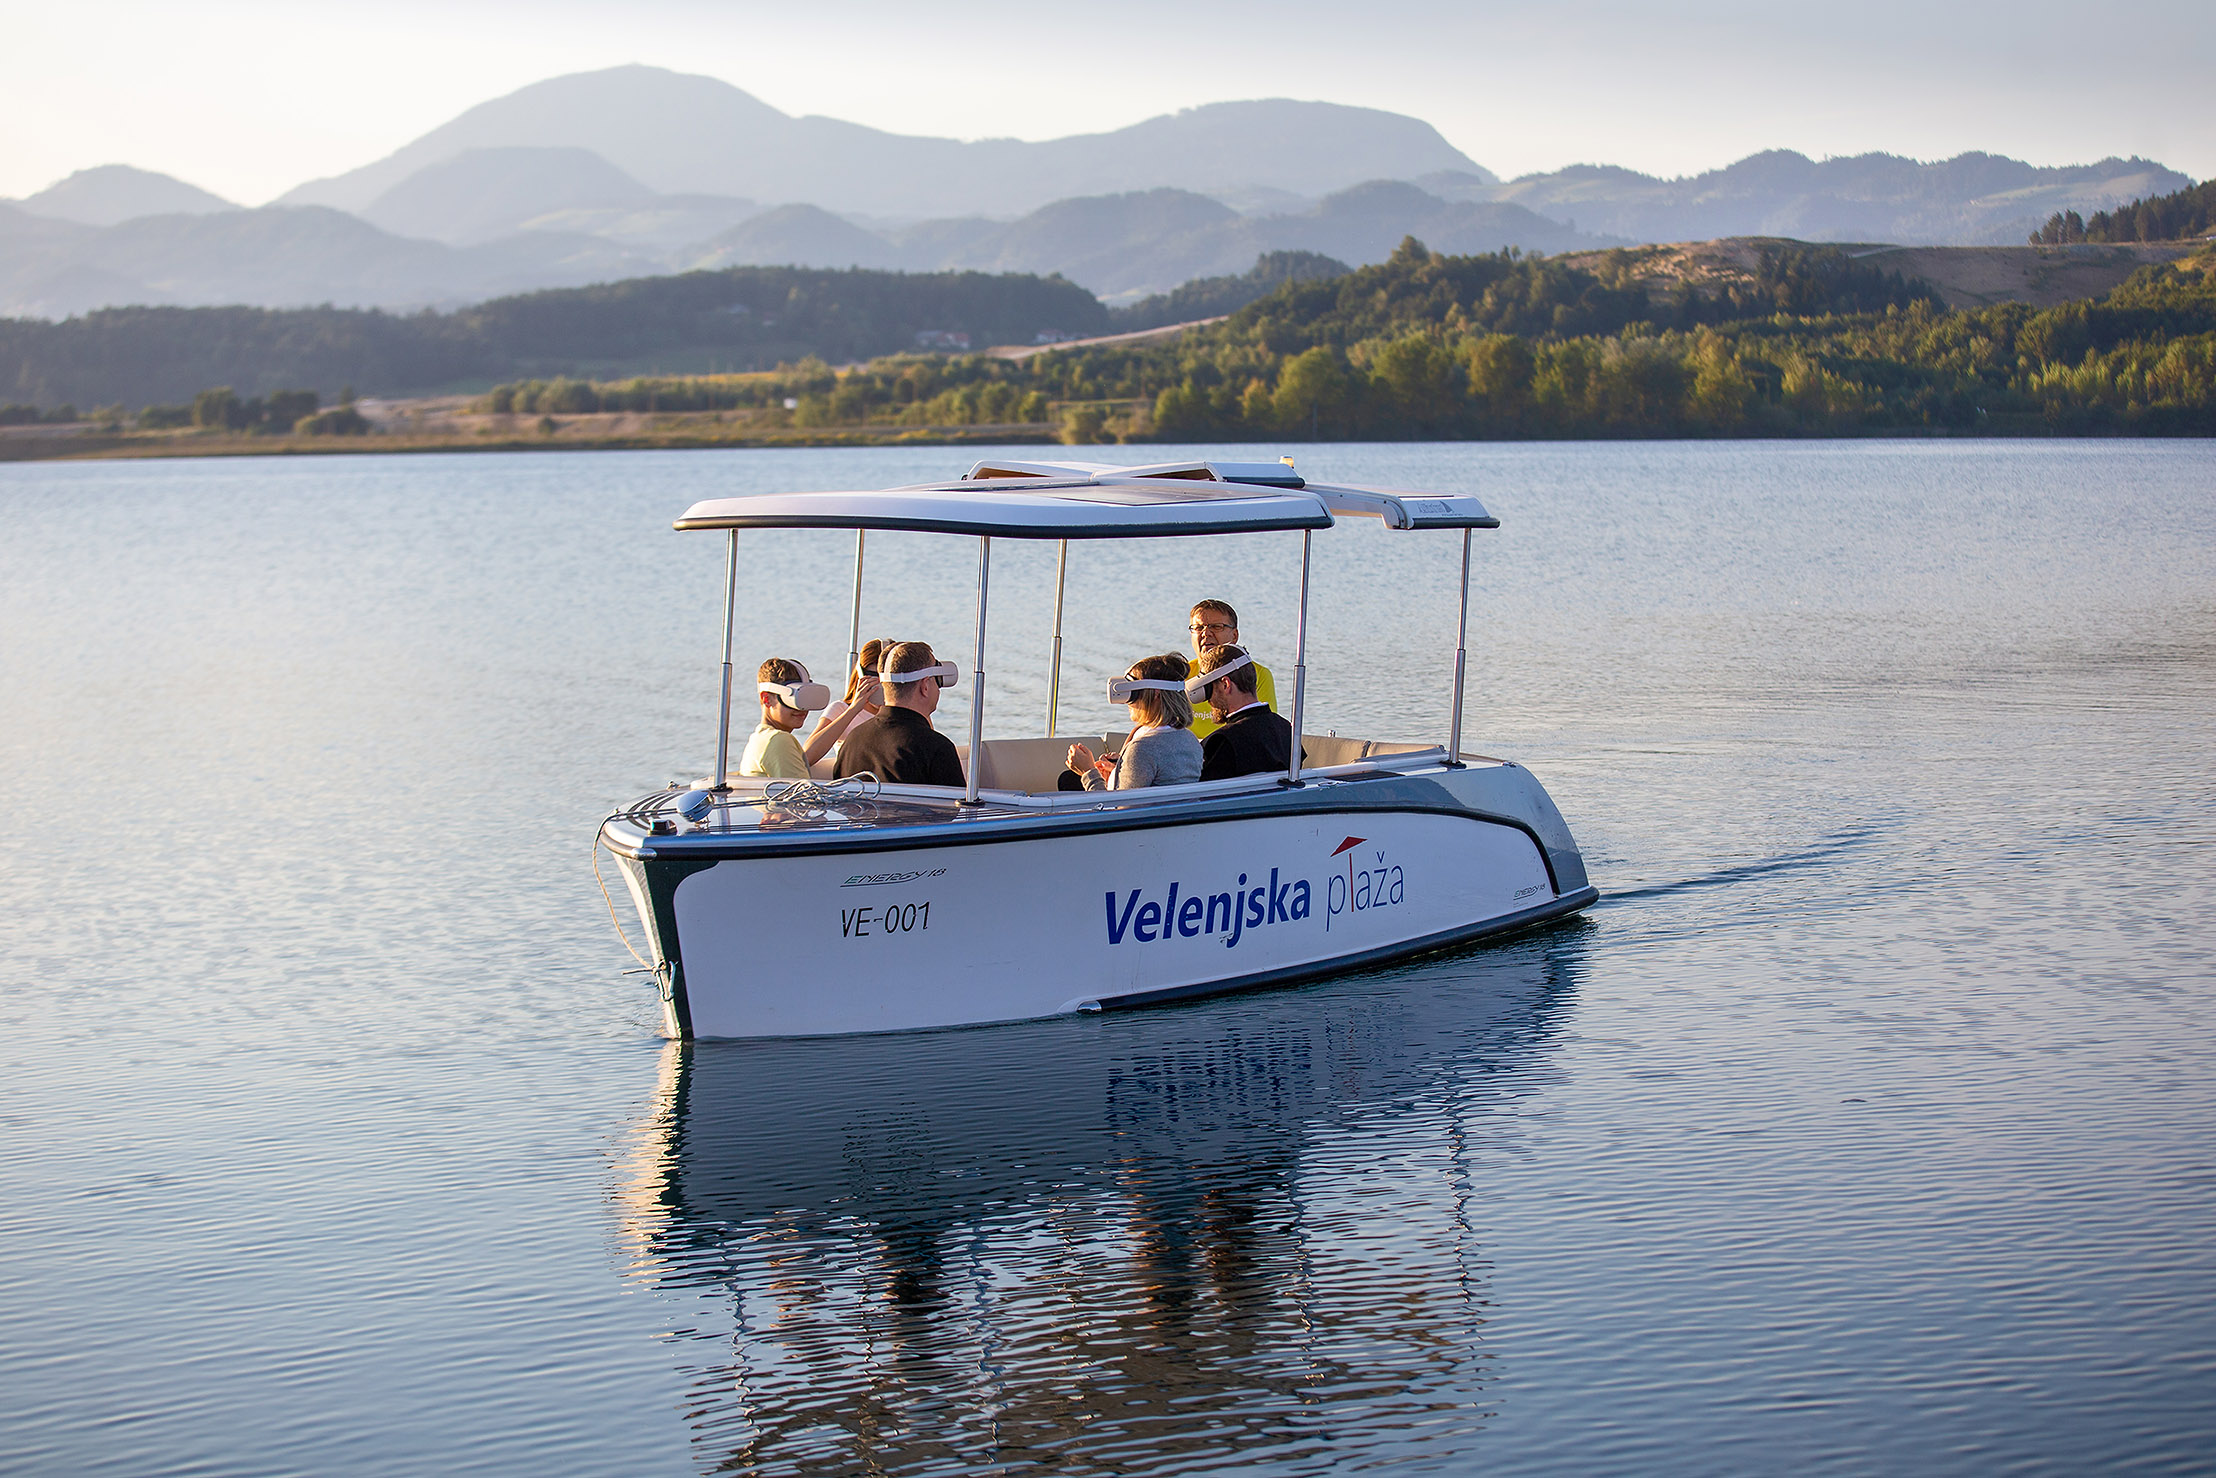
[
  {"xmin": 966, "ymin": 733, "xmax": 1129, "ymax": 794},
  {"xmin": 1299, "ymin": 735, "xmax": 1436, "ymax": 768}
]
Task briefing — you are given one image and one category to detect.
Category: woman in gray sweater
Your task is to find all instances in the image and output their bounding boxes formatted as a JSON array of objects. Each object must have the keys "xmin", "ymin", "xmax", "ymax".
[{"xmin": 1066, "ymin": 653, "xmax": 1204, "ymax": 791}]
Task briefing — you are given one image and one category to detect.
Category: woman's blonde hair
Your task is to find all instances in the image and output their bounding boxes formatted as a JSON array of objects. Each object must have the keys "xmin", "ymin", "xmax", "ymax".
[
  {"xmin": 1125, "ymin": 653, "xmax": 1193, "ymax": 729},
  {"xmin": 845, "ymin": 638, "xmax": 887, "ymax": 702}
]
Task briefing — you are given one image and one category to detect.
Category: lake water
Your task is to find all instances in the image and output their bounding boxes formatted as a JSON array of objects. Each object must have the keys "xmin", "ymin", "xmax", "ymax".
[{"xmin": 1, "ymin": 440, "xmax": 2211, "ymax": 1475}]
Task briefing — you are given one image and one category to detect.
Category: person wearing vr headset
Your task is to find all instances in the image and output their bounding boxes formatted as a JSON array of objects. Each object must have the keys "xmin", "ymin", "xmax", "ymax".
[
  {"xmin": 741, "ymin": 656, "xmax": 878, "ymax": 780},
  {"xmin": 833, "ymin": 640, "xmax": 967, "ymax": 788},
  {"xmin": 1186, "ymin": 600, "xmax": 1275, "ymax": 741},
  {"xmin": 1062, "ymin": 653, "xmax": 1204, "ymax": 791},
  {"xmin": 1192, "ymin": 643, "xmax": 1300, "ymax": 781}
]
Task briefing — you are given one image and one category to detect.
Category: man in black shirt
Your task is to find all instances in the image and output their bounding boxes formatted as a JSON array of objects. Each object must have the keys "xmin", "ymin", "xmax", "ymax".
[
  {"xmin": 833, "ymin": 640, "xmax": 967, "ymax": 787},
  {"xmin": 1191, "ymin": 643, "xmax": 1301, "ymax": 781}
]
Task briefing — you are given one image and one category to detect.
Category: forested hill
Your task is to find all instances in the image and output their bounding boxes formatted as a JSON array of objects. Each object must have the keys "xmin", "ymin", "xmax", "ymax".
[
  {"xmin": 11, "ymin": 239, "xmax": 2214, "ymax": 438},
  {"xmin": 1224, "ymin": 238, "xmax": 1939, "ymax": 352},
  {"xmin": 508, "ymin": 237, "xmax": 2207, "ymax": 439},
  {"xmin": 1109, "ymin": 238, "xmax": 2216, "ymax": 436},
  {"xmin": 0, "ymin": 265, "xmax": 1106, "ymax": 410}
]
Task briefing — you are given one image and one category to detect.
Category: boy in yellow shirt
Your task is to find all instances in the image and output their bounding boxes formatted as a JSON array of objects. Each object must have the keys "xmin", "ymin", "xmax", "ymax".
[{"xmin": 739, "ymin": 657, "xmax": 822, "ymax": 780}]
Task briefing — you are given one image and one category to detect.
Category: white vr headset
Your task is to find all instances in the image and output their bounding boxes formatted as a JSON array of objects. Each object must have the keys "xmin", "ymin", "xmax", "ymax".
[
  {"xmin": 1106, "ymin": 675, "xmax": 1188, "ymax": 703},
  {"xmin": 878, "ymin": 661, "xmax": 960, "ymax": 689},
  {"xmin": 1184, "ymin": 650, "xmax": 1254, "ymax": 700},
  {"xmin": 759, "ymin": 662, "xmax": 831, "ymax": 712}
]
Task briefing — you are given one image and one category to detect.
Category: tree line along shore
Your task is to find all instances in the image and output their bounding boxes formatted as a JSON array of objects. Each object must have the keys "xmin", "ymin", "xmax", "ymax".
[{"xmin": 3, "ymin": 236, "xmax": 2211, "ymax": 459}]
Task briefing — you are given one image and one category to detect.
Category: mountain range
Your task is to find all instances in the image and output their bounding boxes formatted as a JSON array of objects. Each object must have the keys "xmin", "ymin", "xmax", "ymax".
[
  {"xmin": 275, "ymin": 66, "xmax": 1490, "ymax": 219},
  {"xmin": 0, "ymin": 65, "xmax": 2195, "ymax": 322},
  {"xmin": 1430, "ymin": 151, "xmax": 2191, "ymax": 247}
]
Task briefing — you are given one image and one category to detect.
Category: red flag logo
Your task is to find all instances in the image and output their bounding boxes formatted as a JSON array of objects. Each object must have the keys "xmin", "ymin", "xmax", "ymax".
[{"xmin": 1330, "ymin": 836, "xmax": 1367, "ymax": 857}]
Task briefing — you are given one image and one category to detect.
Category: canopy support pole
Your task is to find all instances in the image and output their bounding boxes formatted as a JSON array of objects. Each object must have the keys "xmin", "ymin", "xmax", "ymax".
[
  {"xmin": 1284, "ymin": 529, "xmax": 1312, "ymax": 787},
  {"xmin": 963, "ymin": 536, "xmax": 991, "ymax": 806},
  {"xmin": 1446, "ymin": 526, "xmax": 1471, "ymax": 768},
  {"xmin": 711, "ymin": 529, "xmax": 739, "ymax": 791},
  {"xmin": 1045, "ymin": 539, "xmax": 1068, "ymax": 738},
  {"xmin": 845, "ymin": 530, "xmax": 866, "ymax": 685}
]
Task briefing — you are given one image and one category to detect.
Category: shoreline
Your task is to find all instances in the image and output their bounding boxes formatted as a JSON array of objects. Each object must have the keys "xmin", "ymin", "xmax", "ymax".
[
  {"xmin": 4, "ymin": 423, "xmax": 2209, "ymax": 463},
  {"xmin": 0, "ymin": 421, "xmax": 1069, "ymax": 463}
]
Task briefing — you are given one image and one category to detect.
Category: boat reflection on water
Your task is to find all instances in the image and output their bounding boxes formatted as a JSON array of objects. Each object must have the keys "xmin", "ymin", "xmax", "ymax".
[{"xmin": 615, "ymin": 928, "xmax": 1589, "ymax": 1476}]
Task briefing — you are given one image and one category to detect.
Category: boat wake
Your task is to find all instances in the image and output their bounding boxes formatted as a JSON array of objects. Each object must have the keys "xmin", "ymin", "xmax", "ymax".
[{"xmin": 1595, "ymin": 822, "xmax": 1883, "ymax": 904}]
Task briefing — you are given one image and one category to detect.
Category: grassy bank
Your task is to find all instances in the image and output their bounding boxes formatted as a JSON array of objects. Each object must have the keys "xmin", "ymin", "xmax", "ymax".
[{"xmin": 0, "ymin": 412, "xmax": 1063, "ymax": 462}]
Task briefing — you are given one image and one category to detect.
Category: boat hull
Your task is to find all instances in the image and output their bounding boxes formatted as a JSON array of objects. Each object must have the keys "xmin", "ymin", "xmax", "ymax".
[{"xmin": 607, "ymin": 764, "xmax": 1595, "ymax": 1039}]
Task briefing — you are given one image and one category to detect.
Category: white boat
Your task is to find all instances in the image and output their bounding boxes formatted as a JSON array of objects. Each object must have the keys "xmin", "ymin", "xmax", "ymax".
[{"xmin": 595, "ymin": 457, "xmax": 1598, "ymax": 1039}]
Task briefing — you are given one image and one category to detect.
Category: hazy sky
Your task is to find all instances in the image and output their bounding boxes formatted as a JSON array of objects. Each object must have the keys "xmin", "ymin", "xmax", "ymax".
[{"xmin": 2, "ymin": 0, "xmax": 2208, "ymax": 204}]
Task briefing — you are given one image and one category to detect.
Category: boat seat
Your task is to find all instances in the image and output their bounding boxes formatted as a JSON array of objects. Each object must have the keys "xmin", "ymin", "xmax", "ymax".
[
  {"xmin": 1300, "ymin": 735, "xmax": 1439, "ymax": 767},
  {"xmin": 1298, "ymin": 734, "xmax": 1369, "ymax": 769},
  {"xmin": 966, "ymin": 733, "xmax": 1130, "ymax": 794}
]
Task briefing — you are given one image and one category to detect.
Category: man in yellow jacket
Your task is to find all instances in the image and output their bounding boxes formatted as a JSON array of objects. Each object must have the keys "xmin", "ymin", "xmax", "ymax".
[{"xmin": 1185, "ymin": 600, "xmax": 1275, "ymax": 740}]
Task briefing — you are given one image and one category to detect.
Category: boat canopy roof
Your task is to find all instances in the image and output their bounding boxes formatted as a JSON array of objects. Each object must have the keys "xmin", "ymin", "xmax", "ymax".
[
  {"xmin": 1301, "ymin": 482, "xmax": 1499, "ymax": 531},
  {"xmin": 674, "ymin": 460, "xmax": 1496, "ymax": 539}
]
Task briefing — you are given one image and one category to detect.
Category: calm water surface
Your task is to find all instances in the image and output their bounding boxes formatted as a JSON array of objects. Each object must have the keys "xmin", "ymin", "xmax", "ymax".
[{"xmin": 1, "ymin": 441, "xmax": 2211, "ymax": 1475}]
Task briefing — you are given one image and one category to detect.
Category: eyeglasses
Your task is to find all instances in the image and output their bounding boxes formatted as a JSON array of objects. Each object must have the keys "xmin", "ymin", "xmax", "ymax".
[{"xmin": 1189, "ymin": 621, "xmax": 1235, "ymax": 635}]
